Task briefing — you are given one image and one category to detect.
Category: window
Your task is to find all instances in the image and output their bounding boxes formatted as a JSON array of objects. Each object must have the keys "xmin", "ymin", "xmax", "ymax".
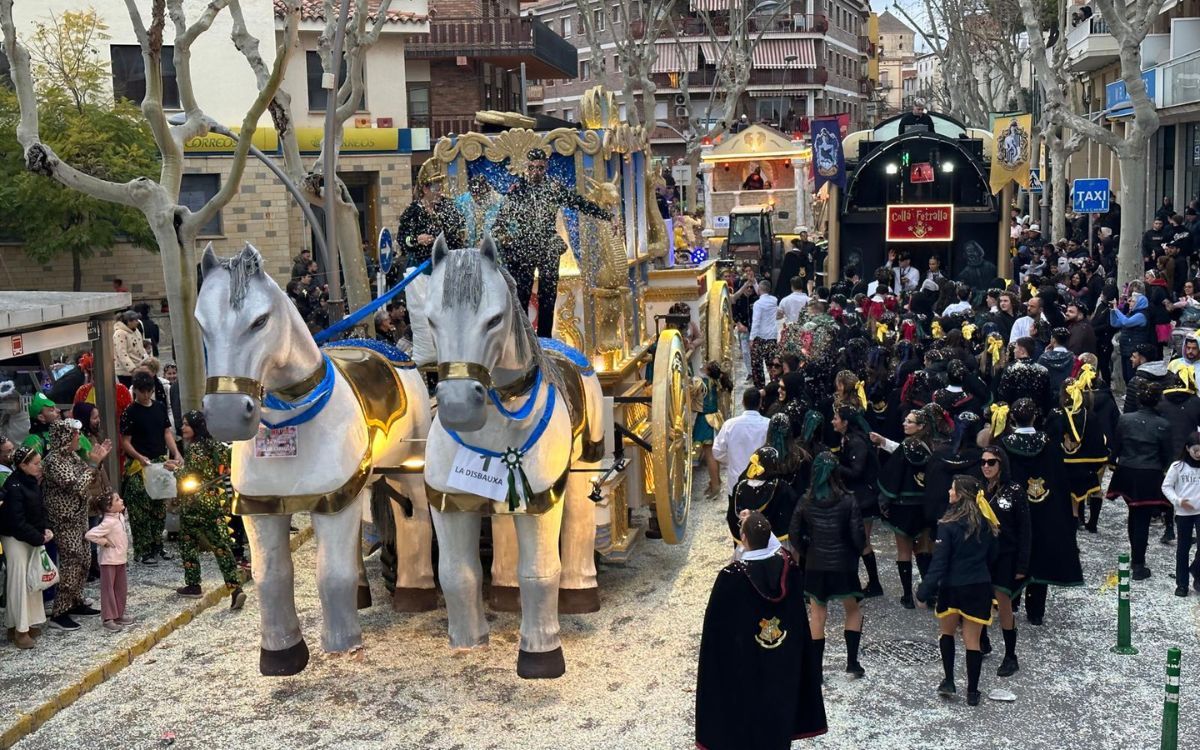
[
  {"xmin": 110, "ymin": 44, "xmax": 179, "ymax": 108},
  {"xmin": 306, "ymin": 50, "xmax": 364, "ymax": 112},
  {"xmin": 179, "ymin": 174, "xmax": 222, "ymax": 237},
  {"xmin": 562, "ymin": 16, "xmax": 572, "ymax": 37},
  {"xmin": 594, "ymin": 10, "xmax": 604, "ymax": 31},
  {"xmin": 563, "ymin": 108, "xmax": 575, "ymax": 121},
  {"xmin": 580, "ymin": 60, "xmax": 591, "ymax": 80},
  {"xmin": 407, "ymin": 83, "xmax": 430, "ymax": 128}
]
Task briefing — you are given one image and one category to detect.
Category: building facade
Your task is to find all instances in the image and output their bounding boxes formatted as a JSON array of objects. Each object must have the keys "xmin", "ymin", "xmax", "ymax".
[
  {"xmin": 527, "ymin": 0, "xmax": 873, "ymax": 159},
  {"xmin": 875, "ymin": 10, "xmax": 914, "ymax": 120},
  {"xmin": 1, "ymin": 0, "xmax": 428, "ymax": 301}
]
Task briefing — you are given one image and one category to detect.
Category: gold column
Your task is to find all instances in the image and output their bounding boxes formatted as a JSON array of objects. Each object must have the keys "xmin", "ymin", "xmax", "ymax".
[
  {"xmin": 826, "ymin": 184, "xmax": 841, "ymax": 283},
  {"xmin": 997, "ymin": 182, "xmax": 1013, "ymax": 280}
]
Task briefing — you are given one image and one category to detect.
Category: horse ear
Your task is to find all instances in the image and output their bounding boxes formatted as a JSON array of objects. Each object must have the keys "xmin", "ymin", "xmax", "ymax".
[
  {"xmin": 240, "ymin": 242, "xmax": 263, "ymax": 273},
  {"xmin": 479, "ymin": 232, "xmax": 498, "ymax": 263},
  {"xmin": 200, "ymin": 243, "xmax": 220, "ymax": 279},
  {"xmin": 431, "ymin": 233, "xmax": 449, "ymax": 267}
]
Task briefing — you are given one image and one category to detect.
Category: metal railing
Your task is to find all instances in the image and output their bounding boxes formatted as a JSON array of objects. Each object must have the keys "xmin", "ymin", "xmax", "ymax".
[
  {"xmin": 1156, "ymin": 48, "xmax": 1200, "ymax": 108},
  {"xmin": 406, "ymin": 16, "xmax": 577, "ymax": 76},
  {"xmin": 650, "ymin": 67, "xmax": 828, "ymax": 89},
  {"xmin": 674, "ymin": 13, "xmax": 828, "ymax": 36}
]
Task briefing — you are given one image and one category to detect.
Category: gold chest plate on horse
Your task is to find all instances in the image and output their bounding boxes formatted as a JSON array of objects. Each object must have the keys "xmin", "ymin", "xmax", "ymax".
[{"xmin": 233, "ymin": 347, "xmax": 408, "ymax": 516}]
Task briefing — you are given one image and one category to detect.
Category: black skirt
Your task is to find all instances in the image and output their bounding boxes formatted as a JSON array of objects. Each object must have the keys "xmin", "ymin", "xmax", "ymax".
[
  {"xmin": 804, "ymin": 569, "xmax": 865, "ymax": 605},
  {"xmin": 1106, "ymin": 466, "xmax": 1170, "ymax": 508},
  {"xmin": 989, "ymin": 551, "xmax": 1029, "ymax": 598},
  {"xmin": 881, "ymin": 503, "xmax": 928, "ymax": 539},
  {"xmin": 935, "ymin": 582, "xmax": 994, "ymax": 625}
]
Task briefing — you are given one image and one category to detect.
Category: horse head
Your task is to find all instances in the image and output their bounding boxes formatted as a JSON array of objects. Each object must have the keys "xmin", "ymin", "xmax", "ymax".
[
  {"xmin": 196, "ymin": 242, "xmax": 318, "ymax": 441},
  {"xmin": 426, "ymin": 233, "xmax": 540, "ymax": 432}
]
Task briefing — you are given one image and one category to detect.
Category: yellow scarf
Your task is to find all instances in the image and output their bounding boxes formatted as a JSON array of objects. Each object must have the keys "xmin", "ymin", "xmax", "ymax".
[
  {"xmin": 990, "ymin": 402, "xmax": 1009, "ymax": 436},
  {"xmin": 855, "ymin": 381, "xmax": 868, "ymax": 410},
  {"xmin": 976, "ymin": 490, "xmax": 1001, "ymax": 530}
]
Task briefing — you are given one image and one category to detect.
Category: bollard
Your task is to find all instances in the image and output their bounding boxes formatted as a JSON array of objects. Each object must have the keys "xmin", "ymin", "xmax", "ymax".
[
  {"xmin": 1111, "ymin": 553, "xmax": 1139, "ymax": 655},
  {"xmin": 1161, "ymin": 647, "xmax": 1181, "ymax": 750}
]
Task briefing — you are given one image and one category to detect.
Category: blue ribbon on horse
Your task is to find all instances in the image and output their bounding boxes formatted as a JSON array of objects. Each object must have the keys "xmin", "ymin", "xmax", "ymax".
[
  {"xmin": 260, "ymin": 356, "xmax": 336, "ymax": 429},
  {"xmin": 313, "ymin": 260, "xmax": 431, "ymax": 344},
  {"xmin": 447, "ymin": 384, "xmax": 557, "ymax": 512},
  {"xmin": 488, "ymin": 368, "xmax": 542, "ymax": 420}
]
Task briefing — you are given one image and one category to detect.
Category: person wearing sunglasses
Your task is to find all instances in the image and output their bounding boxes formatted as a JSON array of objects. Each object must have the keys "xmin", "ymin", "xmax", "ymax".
[{"xmin": 980, "ymin": 446, "xmax": 1030, "ymax": 678}]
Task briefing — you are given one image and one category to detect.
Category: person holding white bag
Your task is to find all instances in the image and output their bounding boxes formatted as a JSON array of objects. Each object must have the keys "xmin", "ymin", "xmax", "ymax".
[{"xmin": 0, "ymin": 446, "xmax": 54, "ymax": 649}]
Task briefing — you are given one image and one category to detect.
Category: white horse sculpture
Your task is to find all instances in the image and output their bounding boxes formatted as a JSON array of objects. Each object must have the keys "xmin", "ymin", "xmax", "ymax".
[
  {"xmin": 423, "ymin": 235, "xmax": 605, "ymax": 679},
  {"xmin": 197, "ymin": 243, "xmax": 434, "ymax": 676}
]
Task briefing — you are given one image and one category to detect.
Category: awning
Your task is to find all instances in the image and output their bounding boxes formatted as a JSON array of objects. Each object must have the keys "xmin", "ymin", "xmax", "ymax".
[
  {"xmin": 690, "ymin": 0, "xmax": 731, "ymax": 10},
  {"xmin": 749, "ymin": 89, "xmax": 812, "ymax": 97},
  {"xmin": 698, "ymin": 41, "xmax": 721, "ymax": 64},
  {"xmin": 650, "ymin": 42, "xmax": 698, "ymax": 73},
  {"xmin": 753, "ymin": 38, "xmax": 817, "ymax": 69}
]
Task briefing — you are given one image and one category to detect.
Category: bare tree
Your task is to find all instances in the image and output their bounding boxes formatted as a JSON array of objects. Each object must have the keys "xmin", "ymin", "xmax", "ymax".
[
  {"xmin": 0, "ymin": 0, "xmax": 299, "ymax": 410},
  {"xmin": 1035, "ymin": 11, "xmax": 1084, "ymax": 243},
  {"xmin": 1018, "ymin": 0, "xmax": 1160, "ymax": 284},
  {"xmin": 576, "ymin": 0, "xmax": 677, "ymax": 130}
]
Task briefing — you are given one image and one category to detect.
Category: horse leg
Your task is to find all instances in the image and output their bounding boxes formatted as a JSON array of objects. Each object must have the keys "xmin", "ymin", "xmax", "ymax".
[
  {"xmin": 392, "ymin": 476, "xmax": 438, "ymax": 612},
  {"xmin": 558, "ymin": 464, "xmax": 600, "ymax": 614},
  {"xmin": 514, "ymin": 501, "xmax": 566, "ymax": 679},
  {"xmin": 430, "ymin": 508, "xmax": 489, "ymax": 649},
  {"xmin": 488, "ymin": 513, "xmax": 521, "ymax": 612},
  {"xmin": 311, "ymin": 493, "xmax": 366, "ymax": 654},
  {"xmin": 245, "ymin": 513, "xmax": 308, "ymax": 676},
  {"xmin": 355, "ymin": 503, "xmax": 372, "ymax": 610}
]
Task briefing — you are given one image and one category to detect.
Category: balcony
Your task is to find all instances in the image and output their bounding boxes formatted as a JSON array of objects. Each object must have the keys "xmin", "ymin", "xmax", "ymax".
[
  {"xmin": 526, "ymin": 83, "xmax": 545, "ymax": 104},
  {"xmin": 651, "ymin": 67, "xmax": 828, "ymax": 89},
  {"xmin": 666, "ymin": 13, "xmax": 828, "ymax": 37},
  {"xmin": 1066, "ymin": 16, "xmax": 1119, "ymax": 72},
  {"xmin": 406, "ymin": 16, "xmax": 577, "ymax": 79}
]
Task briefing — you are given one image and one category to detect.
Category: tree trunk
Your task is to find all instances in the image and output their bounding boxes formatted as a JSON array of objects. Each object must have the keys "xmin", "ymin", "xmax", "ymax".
[
  {"xmin": 150, "ymin": 213, "xmax": 205, "ymax": 412},
  {"xmin": 1116, "ymin": 143, "xmax": 1148, "ymax": 287},
  {"xmin": 71, "ymin": 248, "xmax": 82, "ymax": 292},
  {"xmin": 333, "ymin": 190, "xmax": 372, "ymax": 323},
  {"xmin": 1050, "ymin": 138, "xmax": 1068, "ymax": 243}
]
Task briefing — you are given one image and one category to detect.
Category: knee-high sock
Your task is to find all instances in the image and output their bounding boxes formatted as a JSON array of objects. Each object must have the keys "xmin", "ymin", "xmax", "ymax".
[
  {"xmin": 861, "ymin": 552, "xmax": 880, "ymax": 586},
  {"xmin": 915, "ymin": 551, "xmax": 933, "ymax": 578},
  {"xmin": 1002, "ymin": 627, "xmax": 1018, "ymax": 658},
  {"xmin": 897, "ymin": 561, "xmax": 913, "ymax": 599},
  {"xmin": 1087, "ymin": 497, "xmax": 1102, "ymax": 528},
  {"xmin": 939, "ymin": 634, "xmax": 955, "ymax": 682},
  {"xmin": 979, "ymin": 626, "xmax": 991, "ymax": 653},
  {"xmin": 812, "ymin": 637, "xmax": 826, "ymax": 669},
  {"xmin": 844, "ymin": 629, "xmax": 862, "ymax": 667},
  {"xmin": 966, "ymin": 649, "xmax": 983, "ymax": 694}
]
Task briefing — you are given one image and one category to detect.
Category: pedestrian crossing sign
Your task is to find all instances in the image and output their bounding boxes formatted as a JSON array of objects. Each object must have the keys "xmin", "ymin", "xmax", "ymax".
[{"xmin": 1029, "ymin": 168, "xmax": 1043, "ymax": 194}]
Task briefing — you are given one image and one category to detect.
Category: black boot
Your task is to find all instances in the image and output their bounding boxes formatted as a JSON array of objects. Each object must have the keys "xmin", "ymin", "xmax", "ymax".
[
  {"xmin": 979, "ymin": 627, "xmax": 992, "ymax": 656},
  {"xmin": 915, "ymin": 551, "xmax": 933, "ymax": 579},
  {"xmin": 997, "ymin": 628, "xmax": 1019, "ymax": 676},
  {"xmin": 845, "ymin": 629, "xmax": 864, "ymax": 677},
  {"xmin": 1085, "ymin": 497, "xmax": 1102, "ymax": 533},
  {"xmin": 938, "ymin": 634, "xmax": 956, "ymax": 696},
  {"xmin": 861, "ymin": 552, "xmax": 883, "ymax": 597},
  {"xmin": 898, "ymin": 561, "xmax": 915, "ymax": 608},
  {"xmin": 965, "ymin": 649, "xmax": 983, "ymax": 706}
]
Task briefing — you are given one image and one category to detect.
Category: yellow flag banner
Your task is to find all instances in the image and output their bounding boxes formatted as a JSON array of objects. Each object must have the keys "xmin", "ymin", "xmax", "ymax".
[{"xmin": 989, "ymin": 113, "xmax": 1033, "ymax": 195}]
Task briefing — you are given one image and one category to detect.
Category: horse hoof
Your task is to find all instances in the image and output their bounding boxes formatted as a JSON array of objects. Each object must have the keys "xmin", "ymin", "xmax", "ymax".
[
  {"xmin": 357, "ymin": 584, "xmax": 373, "ymax": 610},
  {"xmin": 260, "ymin": 639, "xmax": 309, "ymax": 676},
  {"xmin": 517, "ymin": 646, "xmax": 566, "ymax": 679},
  {"xmin": 488, "ymin": 585, "xmax": 522, "ymax": 613},
  {"xmin": 558, "ymin": 587, "xmax": 600, "ymax": 614},
  {"xmin": 392, "ymin": 587, "xmax": 439, "ymax": 613}
]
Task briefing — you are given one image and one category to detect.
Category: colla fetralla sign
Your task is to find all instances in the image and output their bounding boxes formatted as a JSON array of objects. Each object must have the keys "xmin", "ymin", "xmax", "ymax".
[{"xmin": 885, "ymin": 204, "xmax": 955, "ymax": 242}]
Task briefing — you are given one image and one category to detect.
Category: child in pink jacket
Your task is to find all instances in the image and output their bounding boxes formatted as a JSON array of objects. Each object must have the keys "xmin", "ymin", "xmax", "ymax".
[{"xmin": 85, "ymin": 493, "xmax": 134, "ymax": 631}]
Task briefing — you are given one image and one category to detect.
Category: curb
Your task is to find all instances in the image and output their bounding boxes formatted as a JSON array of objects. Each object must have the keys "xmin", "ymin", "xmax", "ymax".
[{"xmin": 0, "ymin": 526, "xmax": 315, "ymax": 750}]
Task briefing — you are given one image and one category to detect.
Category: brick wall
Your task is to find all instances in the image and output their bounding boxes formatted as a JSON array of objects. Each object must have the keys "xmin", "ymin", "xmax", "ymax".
[
  {"xmin": 430, "ymin": 60, "xmax": 483, "ymax": 120},
  {"xmin": 430, "ymin": 0, "xmax": 483, "ymax": 16},
  {"xmin": 0, "ymin": 153, "xmax": 414, "ymax": 302}
]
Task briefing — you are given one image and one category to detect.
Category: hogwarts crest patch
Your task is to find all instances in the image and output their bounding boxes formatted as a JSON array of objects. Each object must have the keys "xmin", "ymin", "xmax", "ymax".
[{"xmin": 756, "ymin": 617, "xmax": 787, "ymax": 649}]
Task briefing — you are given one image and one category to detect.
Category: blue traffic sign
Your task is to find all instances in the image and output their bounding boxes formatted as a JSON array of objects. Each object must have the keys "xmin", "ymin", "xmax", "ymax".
[
  {"xmin": 378, "ymin": 227, "xmax": 394, "ymax": 274},
  {"xmin": 1072, "ymin": 178, "xmax": 1111, "ymax": 214}
]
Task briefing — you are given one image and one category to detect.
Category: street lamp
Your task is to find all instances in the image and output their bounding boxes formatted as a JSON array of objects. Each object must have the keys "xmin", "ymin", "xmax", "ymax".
[
  {"xmin": 167, "ymin": 113, "xmax": 331, "ymax": 271},
  {"xmin": 780, "ymin": 54, "xmax": 799, "ymax": 129}
]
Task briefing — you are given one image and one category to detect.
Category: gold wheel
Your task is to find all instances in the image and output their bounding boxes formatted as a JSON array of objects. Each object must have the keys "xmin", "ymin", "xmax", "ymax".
[
  {"xmin": 705, "ymin": 279, "xmax": 734, "ymax": 419},
  {"xmin": 651, "ymin": 328, "xmax": 693, "ymax": 544}
]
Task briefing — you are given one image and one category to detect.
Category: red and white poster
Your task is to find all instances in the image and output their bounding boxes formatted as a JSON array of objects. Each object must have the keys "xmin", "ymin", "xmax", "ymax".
[{"xmin": 885, "ymin": 204, "xmax": 954, "ymax": 242}]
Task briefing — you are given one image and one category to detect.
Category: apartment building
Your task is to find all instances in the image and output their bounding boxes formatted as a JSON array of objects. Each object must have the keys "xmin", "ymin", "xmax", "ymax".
[{"xmin": 875, "ymin": 10, "xmax": 914, "ymax": 119}]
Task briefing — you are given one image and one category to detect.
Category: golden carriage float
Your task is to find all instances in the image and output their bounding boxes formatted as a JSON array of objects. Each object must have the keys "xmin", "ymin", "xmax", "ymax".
[{"xmin": 423, "ymin": 86, "xmax": 735, "ymax": 558}]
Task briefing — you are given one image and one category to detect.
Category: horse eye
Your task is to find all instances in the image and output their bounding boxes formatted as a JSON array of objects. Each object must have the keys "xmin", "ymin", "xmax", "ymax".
[
  {"xmin": 250, "ymin": 313, "xmax": 269, "ymax": 330},
  {"xmin": 486, "ymin": 314, "xmax": 503, "ymax": 330}
]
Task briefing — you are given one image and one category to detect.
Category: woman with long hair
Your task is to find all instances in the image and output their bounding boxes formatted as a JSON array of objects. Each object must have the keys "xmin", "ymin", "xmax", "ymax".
[
  {"xmin": 692, "ymin": 360, "xmax": 733, "ymax": 500},
  {"xmin": 174, "ymin": 411, "xmax": 245, "ymax": 609},
  {"xmin": 766, "ymin": 412, "xmax": 811, "ymax": 498},
  {"xmin": 727, "ymin": 446, "xmax": 799, "ymax": 547},
  {"xmin": 790, "ymin": 451, "xmax": 867, "ymax": 678},
  {"xmin": 831, "ymin": 404, "xmax": 882, "ymax": 597},
  {"xmin": 916, "ymin": 474, "xmax": 1000, "ymax": 706},
  {"xmin": 980, "ymin": 445, "xmax": 1030, "ymax": 677}
]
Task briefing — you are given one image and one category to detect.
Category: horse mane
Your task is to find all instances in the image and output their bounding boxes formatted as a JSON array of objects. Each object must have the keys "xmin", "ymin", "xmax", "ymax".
[
  {"xmin": 438, "ymin": 247, "xmax": 564, "ymax": 397},
  {"xmin": 216, "ymin": 244, "xmax": 264, "ymax": 310}
]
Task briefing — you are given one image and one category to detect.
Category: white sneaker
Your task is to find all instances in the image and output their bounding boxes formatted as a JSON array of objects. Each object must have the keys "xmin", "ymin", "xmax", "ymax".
[{"xmin": 102, "ymin": 620, "xmax": 123, "ymax": 632}]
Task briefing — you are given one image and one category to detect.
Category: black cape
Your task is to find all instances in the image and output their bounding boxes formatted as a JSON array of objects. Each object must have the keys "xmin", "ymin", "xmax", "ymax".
[
  {"xmin": 1000, "ymin": 431, "xmax": 1083, "ymax": 586},
  {"xmin": 728, "ymin": 476, "xmax": 800, "ymax": 544},
  {"xmin": 695, "ymin": 554, "xmax": 827, "ymax": 750}
]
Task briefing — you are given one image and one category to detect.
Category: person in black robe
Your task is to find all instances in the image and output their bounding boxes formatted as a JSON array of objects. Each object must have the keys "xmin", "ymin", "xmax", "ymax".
[
  {"xmin": 727, "ymin": 447, "xmax": 799, "ymax": 546},
  {"xmin": 996, "ymin": 338, "xmax": 1052, "ymax": 417},
  {"xmin": 998, "ymin": 398, "xmax": 1082, "ymax": 626},
  {"xmin": 980, "ymin": 444, "xmax": 1031, "ymax": 678},
  {"xmin": 696, "ymin": 511, "xmax": 827, "ymax": 750},
  {"xmin": 773, "ymin": 233, "xmax": 816, "ymax": 298},
  {"xmin": 1043, "ymin": 369, "xmax": 1109, "ymax": 522},
  {"xmin": 831, "ymin": 405, "xmax": 882, "ymax": 596},
  {"xmin": 924, "ymin": 411, "xmax": 984, "ymax": 529}
]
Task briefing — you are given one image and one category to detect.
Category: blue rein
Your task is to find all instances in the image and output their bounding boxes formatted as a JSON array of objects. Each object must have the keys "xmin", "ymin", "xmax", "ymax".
[
  {"xmin": 260, "ymin": 355, "xmax": 336, "ymax": 429},
  {"xmin": 447, "ymin": 383, "xmax": 557, "ymax": 459},
  {"xmin": 487, "ymin": 368, "xmax": 542, "ymax": 420}
]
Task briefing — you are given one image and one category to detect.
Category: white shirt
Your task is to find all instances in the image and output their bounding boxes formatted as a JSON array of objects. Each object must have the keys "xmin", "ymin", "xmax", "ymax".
[
  {"xmin": 778, "ymin": 291, "xmax": 810, "ymax": 323},
  {"xmin": 894, "ymin": 265, "xmax": 919, "ymax": 294},
  {"xmin": 866, "ymin": 280, "xmax": 880, "ymax": 297},
  {"xmin": 712, "ymin": 409, "xmax": 770, "ymax": 494},
  {"xmin": 1009, "ymin": 315, "xmax": 1036, "ymax": 342},
  {"xmin": 733, "ymin": 534, "xmax": 783, "ymax": 562},
  {"xmin": 750, "ymin": 294, "xmax": 779, "ymax": 340},
  {"xmin": 941, "ymin": 300, "xmax": 973, "ymax": 316}
]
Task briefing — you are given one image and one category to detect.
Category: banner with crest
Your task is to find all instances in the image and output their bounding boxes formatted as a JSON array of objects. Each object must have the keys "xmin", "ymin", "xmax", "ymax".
[
  {"xmin": 810, "ymin": 117, "xmax": 845, "ymax": 192},
  {"xmin": 989, "ymin": 113, "xmax": 1032, "ymax": 194}
]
